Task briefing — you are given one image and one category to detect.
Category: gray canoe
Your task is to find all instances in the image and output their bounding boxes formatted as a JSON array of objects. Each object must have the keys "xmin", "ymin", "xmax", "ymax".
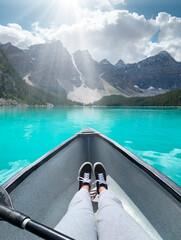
[{"xmin": 0, "ymin": 127, "xmax": 181, "ymax": 240}]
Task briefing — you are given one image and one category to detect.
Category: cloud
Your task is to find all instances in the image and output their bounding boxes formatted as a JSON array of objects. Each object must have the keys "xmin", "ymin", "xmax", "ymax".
[
  {"xmin": 154, "ymin": 12, "xmax": 181, "ymax": 61},
  {"xmin": 55, "ymin": 10, "xmax": 181, "ymax": 63},
  {"xmin": 0, "ymin": 23, "xmax": 44, "ymax": 48},
  {"xmin": 1, "ymin": 10, "xmax": 181, "ymax": 63},
  {"xmin": 52, "ymin": 10, "xmax": 158, "ymax": 63},
  {"xmin": 140, "ymin": 12, "xmax": 181, "ymax": 62}
]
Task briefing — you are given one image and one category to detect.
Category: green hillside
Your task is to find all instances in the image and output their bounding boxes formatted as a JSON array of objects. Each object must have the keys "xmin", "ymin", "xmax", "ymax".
[
  {"xmin": 94, "ymin": 90, "xmax": 181, "ymax": 106},
  {"xmin": 0, "ymin": 50, "xmax": 76, "ymax": 106}
]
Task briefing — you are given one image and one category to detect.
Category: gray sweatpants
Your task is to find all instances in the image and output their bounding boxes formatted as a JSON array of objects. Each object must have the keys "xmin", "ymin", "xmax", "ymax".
[{"xmin": 55, "ymin": 188, "xmax": 152, "ymax": 240}]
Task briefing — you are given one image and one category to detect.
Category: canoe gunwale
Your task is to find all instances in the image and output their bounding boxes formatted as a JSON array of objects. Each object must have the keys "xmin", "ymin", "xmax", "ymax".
[{"xmin": 2, "ymin": 127, "xmax": 181, "ymax": 203}]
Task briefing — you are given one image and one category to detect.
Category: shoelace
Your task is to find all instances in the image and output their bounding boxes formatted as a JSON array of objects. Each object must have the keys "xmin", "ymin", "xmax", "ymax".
[
  {"xmin": 90, "ymin": 187, "xmax": 97, "ymax": 200},
  {"xmin": 95, "ymin": 173, "xmax": 107, "ymax": 185},
  {"xmin": 78, "ymin": 173, "xmax": 92, "ymax": 185}
]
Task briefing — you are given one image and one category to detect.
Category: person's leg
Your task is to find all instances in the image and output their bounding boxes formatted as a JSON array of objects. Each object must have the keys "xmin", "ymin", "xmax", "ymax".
[
  {"xmin": 55, "ymin": 188, "xmax": 97, "ymax": 240},
  {"xmin": 93, "ymin": 162, "xmax": 152, "ymax": 240},
  {"xmin": 55, "ymin": 162, "xmax": 97, "ymax": 240},
  {"xmin": 97, "ymin": 189, "xmax": 152, "ymax": 240}
]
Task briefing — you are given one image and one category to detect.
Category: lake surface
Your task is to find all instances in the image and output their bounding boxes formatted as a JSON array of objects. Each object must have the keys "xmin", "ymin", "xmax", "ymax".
[{"xmin": 0, "ymin": 107, "xmax": 181, "ymax": 186}]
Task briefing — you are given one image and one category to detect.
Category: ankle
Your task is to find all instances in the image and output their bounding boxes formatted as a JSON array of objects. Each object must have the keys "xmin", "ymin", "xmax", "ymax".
[
  {"xmin": 99, "ymin": 186, "xmax": 107, "ymax": 193},
  {"xmin": 81, "ymin": 185, "xmax": 90, "ymax": 191}
]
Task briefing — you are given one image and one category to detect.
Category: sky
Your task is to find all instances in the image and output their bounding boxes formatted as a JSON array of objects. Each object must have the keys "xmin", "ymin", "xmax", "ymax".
[{"xmin": 0, "ymin": 0, "xmax": 181, "ymax": 63}]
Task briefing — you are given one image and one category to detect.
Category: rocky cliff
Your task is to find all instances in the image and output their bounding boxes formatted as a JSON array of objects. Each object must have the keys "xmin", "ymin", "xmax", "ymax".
[{"xmin": 0, "ymin": 49, "xmax": 75, "ymax": 106}]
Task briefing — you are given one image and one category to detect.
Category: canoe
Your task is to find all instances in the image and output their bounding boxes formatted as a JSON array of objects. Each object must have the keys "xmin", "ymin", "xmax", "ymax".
[{"xmin": 0, "ymin": 127, "xmax": 181, "ymax": 240}]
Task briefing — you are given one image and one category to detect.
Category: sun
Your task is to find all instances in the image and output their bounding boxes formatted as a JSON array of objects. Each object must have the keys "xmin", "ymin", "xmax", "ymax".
[
  {"xmin": 54, "ymin": 0, "xmax": 79, "ymax": 10},
  {"xmin": 50, "ymin": 0, "xmax": 81, "ymax": 25},
  {"xmin": 35, "ymin": 0, "xmax": 81, "ymax": 27}
]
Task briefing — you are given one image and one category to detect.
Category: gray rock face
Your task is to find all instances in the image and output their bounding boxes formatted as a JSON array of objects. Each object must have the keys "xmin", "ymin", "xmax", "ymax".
[
  {"xmin": 0, "ymin": 42, "xmax": 32, "ymax": 77},
  {"xmin": 99, "ymin": 59, "xmax": 112, "ymax": 65},
  {"xmin": 28, "ymin": 41, "xmax": 82, "ymax": 93},
  {"xmin": 115, "ymin": 59, "xmax": 125, "ymax": 69},
  {"xmin": 0, "ymin": 98, "xmax": 26, "ymax": 106},
  {"xmin": 73, "ymin": 50, "xmax": 104, "ymax": 90}
]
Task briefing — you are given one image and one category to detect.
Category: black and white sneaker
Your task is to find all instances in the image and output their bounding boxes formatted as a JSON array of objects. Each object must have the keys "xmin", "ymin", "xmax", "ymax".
[
  {"xmin": 78, "ymin": 162, "xmax": 92, "ymax": 190},
  {"xmin": 93, "ymin": 162, "xmax": 108, "ymax": 194}
]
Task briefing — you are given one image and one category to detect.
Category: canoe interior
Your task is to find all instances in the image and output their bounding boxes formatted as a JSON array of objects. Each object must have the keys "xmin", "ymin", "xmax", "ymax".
[{"xmin": 0, "ymin": 128, "xmax": 181, "ymax": 240}]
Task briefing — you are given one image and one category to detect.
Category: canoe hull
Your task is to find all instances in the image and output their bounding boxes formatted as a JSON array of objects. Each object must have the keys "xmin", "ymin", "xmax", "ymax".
[{"xmin": 0, "ymin": 128, "xmax": 181, "ymax": 240}]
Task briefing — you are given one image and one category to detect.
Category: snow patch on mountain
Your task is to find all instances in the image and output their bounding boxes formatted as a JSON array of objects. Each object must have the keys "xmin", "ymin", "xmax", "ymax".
[
  {"xmin": 71, "ymin": 55, "xmax": 84, "ymax": 85},
  {"xmin": 67, "ymin": 86, "xmax": 102, "ymax": 104},
  {"xmin": 67, "ymin": 78, "xmax": 125, "ymax": 104},
  {"xmin": 148, "ymin": 86, "xmax": 154, "ymax": 90},
  {"xmin": 23, "ymin": 72, "xmax": 34, "ymax": 86}
]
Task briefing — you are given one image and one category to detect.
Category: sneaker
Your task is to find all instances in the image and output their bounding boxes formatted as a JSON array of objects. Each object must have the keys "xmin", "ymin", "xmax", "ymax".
[
  {"xmin": 78, "ymin": 162, "xmax": 92, "ymax": 190},
  {"xmin": 93, "ymin": 162, "xmax": 108, "ymax": 194}
]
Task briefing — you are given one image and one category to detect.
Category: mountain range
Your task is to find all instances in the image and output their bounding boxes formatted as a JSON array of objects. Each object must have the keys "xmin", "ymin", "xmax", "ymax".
[{"xmin": 0, "ymin": 41, "xmax": 181, "ymax": 105}]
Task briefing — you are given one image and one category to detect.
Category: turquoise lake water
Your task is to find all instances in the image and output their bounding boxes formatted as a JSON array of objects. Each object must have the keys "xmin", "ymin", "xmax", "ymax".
[{"xmin": 0, "ymin": 107, "xmax": 181, "ymax": 186}]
